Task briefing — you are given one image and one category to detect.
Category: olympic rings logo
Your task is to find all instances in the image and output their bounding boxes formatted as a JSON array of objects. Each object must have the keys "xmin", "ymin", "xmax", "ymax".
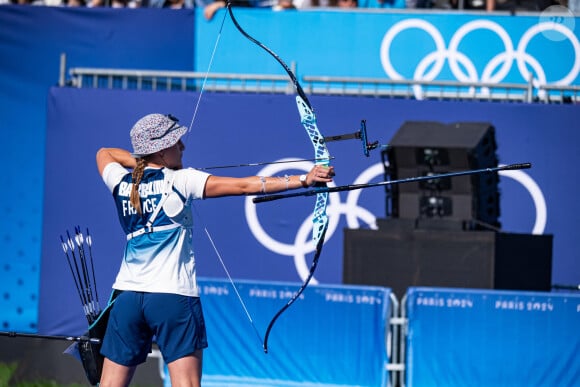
[
  {"xmin": 244, "ymin": 159, "xmax": 547, "ymax": 283},
  {"xmin": 380, "ymin": 18, "xmax": 580, "ymax": 98}
]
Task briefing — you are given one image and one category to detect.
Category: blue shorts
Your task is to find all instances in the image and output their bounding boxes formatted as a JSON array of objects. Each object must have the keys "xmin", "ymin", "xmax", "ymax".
[{"xmin": 101, "ymin": 291, "xmax": 208, "ymax": 366}]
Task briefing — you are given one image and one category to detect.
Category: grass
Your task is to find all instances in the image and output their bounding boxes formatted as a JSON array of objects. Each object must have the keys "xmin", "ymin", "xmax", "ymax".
[
  {"xmin": 0, "ymin": 363, "xmax": 84, "ymax": 387},
  {"xmin": 0, "ymin": 363, "xmax": 15, "ymax": 387}
]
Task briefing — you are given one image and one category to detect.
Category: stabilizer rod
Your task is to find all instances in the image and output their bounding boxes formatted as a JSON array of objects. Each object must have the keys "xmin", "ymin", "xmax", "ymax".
[{"xmin": 253, "ymin": 163, "xmax": 531, "ymax": 204}]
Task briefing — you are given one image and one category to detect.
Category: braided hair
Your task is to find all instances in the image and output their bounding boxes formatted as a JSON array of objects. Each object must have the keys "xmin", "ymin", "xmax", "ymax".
[{"xmin": 130, "ymin": 157, "xmax": 148, "ymax": 216}]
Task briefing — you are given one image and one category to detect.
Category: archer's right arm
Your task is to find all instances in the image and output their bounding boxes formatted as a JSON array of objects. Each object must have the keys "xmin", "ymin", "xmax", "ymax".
[{"xmin": 96, "ymin": 148, "xmax": 137, "ymax": 176}]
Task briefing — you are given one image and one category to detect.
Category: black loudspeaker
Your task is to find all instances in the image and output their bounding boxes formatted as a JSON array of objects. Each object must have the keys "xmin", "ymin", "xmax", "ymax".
[
  {"xmin": 343, "ymin": 227, "xmax": 553, "ymax": 298},
  {"xmin": 385, "ymin": 121, "xmax": 500, "ymax": 229}
]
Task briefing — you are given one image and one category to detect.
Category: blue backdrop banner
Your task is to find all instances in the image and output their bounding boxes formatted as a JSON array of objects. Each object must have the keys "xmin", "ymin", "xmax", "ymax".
[
  {"xmin": 196, "ymin": 8, "xmax": 580, "ymax": 88},
  {"xmin": 40, "ymin": 86, "xmax": 578, "ymax": 337},
  {"xmin": 405, "ymin": 287, "xmax": 580, "ymax": 386},
  {"xmin": 198, "ymin": 278, "xmax": 391, "ymax": 387}
]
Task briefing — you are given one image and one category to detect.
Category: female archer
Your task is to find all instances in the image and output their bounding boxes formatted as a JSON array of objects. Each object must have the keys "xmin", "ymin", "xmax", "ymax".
[{"xmin": 95, "ymin": 113, "xmax": 334, "ymax": 386}]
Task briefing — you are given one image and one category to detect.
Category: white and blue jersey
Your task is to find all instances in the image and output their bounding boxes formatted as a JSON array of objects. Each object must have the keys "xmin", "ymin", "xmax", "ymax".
[{"xmin": 102, "ymin": 163, "xmax": 210, "ymax": 297}]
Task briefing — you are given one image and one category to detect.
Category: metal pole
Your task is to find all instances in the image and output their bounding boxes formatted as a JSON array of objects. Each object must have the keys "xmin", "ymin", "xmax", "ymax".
[{"xmin": 59, "ymin": 52, "xmax": 66, "ymax": 87}]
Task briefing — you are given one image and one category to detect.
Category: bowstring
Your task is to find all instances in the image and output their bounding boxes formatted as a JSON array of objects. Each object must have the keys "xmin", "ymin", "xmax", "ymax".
[
  {"xmin": 186, "ymin": 7, "xmax": 228, "ymax": 135},
  {"xmin": 192, "ymin": 206, "xmax": 264, "ymax": 347}
]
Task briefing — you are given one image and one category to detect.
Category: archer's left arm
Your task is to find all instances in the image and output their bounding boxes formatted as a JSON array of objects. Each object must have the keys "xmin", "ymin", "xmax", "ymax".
[{"xmin": 203, "ymin": 165, "xmax": 334, "ymax": 198}]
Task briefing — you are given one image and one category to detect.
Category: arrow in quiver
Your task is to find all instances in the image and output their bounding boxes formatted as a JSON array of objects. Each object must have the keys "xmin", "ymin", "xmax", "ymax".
[{"xmin": 65, "ymin": 290, "xmax": 120, "ymax": 385}]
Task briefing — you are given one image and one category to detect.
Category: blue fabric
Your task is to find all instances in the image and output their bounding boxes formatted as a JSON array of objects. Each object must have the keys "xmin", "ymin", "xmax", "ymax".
[
  {"xmin": 40, "ymin": 87, "xmax": 580, "ymax": 337},
  {"xmin": 405, "ymin": 287, "xmax": 580, "ymax": 386},
  {"xmin": 0, "ymin": 6, "xmax": 195, "ymax": 333},
  {"xmin": 197, "ymin": 278, "xmax": 391, "ymax": 387},
  {"xmin": 195, "ymin": 8, "xmax": 580, "ymax": 85},
  {"xmin": 112, "ymin": 168, "xmax": 168, "ymax": 234},
  {"xmin": 101, "ymin": 292, "xmax": 207, "ymax": 366}
]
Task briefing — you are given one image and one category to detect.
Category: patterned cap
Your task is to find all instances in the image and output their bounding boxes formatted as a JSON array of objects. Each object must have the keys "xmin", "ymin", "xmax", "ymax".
[{"xmin": 130, "ymin": 113, "xmax": 187, "ymax": 158}]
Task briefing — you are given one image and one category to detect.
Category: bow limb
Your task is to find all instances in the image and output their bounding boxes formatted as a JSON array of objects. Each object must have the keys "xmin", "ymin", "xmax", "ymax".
[
  {"xmin": 226, "ymin": 4, "xmax": 312, "ymax": 109},
  {"xmin": 226, "ymin": 4, "xmax": 331, "ymax": 353},
  {"xmin": 262, "ymin": 220, "xmax": 327, "ymax": 354}
]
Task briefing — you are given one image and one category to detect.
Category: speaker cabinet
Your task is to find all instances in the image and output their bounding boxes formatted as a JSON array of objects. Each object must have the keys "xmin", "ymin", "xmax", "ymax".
[
  {"xmin": 343, "ymin": 226, "xmax": 553, "ymax": 298},
  {"xmin": 385, "ymin": 121, "xmax": 500, "ymax": 228}
]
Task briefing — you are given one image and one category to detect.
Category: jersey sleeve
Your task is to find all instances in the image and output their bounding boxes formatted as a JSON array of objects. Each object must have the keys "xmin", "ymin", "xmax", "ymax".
[
  {"xmin": 173, "ymin": 168, "xmax": 211, "ymax": 200},
  {"xmin": 102, "ymin": 162, "xmax": 129, "ymax": 193}
]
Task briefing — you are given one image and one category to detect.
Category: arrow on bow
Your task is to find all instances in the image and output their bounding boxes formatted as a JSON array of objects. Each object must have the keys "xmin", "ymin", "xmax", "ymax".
[{"xmin": 195, "ymin": 156, "xmax": 334, "ymax": 170}]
